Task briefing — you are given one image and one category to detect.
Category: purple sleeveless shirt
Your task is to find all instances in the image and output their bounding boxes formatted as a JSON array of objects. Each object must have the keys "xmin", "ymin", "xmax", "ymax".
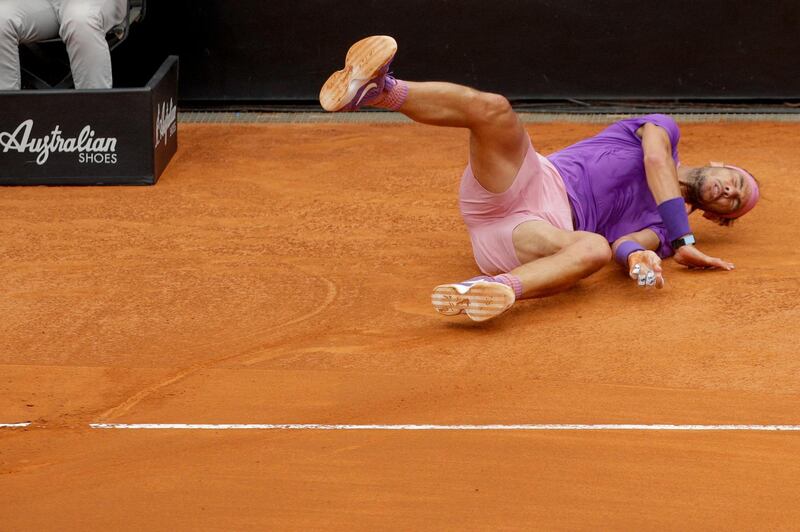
[{"xmin": 547, "ymin": 114, "xmax": 680, "ymax": 258}]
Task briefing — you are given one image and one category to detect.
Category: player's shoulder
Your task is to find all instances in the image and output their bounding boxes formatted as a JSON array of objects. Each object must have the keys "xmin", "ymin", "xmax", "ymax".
[
  {"xmin": 618, "ymin": 113, "xmax": 679, "ymax": 130},
  {"xmin": 613, "ymin": 114, "xmax": 681, "ymax": 147},
  {"xmin": 640, "ymin": 113, "xmax": 679, "ymax": 130}
]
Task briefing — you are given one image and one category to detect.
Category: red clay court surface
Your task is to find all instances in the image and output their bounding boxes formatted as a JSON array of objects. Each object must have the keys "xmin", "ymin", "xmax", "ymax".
[{"xmin": 2, "ymin": 119, "xmax": 800, "ymax": 529}]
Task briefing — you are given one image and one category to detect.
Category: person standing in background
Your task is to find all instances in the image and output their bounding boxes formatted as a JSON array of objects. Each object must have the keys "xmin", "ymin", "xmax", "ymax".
[{"xmin": 0, "ymin": 0, "xmax": 126, "ymax": 90}]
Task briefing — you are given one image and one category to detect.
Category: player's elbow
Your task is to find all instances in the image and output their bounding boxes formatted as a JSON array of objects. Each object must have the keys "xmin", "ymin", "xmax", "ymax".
[{"xmin": 643, "ymin": 152, "xmax": 672, "ymax": 169}]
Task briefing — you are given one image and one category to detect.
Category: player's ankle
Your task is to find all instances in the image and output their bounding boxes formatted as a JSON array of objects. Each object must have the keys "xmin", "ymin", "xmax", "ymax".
[
  {"xmin": 493, "ymin": 273, "xmax": 523, "ymax": 299},
  {"xmin": 465, "ymin": 273, "xmax": 523, "ymax": 300},
  {"xmin": 370, "ymin": 78, "xmax": 408, "ymax": 111}
]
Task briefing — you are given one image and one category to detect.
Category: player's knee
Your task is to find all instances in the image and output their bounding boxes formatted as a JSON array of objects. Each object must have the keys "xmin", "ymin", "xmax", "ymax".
[
  {"xmin": 472, "ymin": 92, "xmax": 514, "ymax": 126},
  {"xmin": 579, "ymin": 233, "xmax": 612, "ymax": 270},
  {"xmin": 59, "ymin": 5, "xmax": 104, "ymax": 41}
]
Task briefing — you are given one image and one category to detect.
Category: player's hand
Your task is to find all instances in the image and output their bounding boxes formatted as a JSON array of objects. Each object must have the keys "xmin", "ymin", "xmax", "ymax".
[
  {"xmin": 627, "ymin": 250, "xmax": 665, "ymax": 289},
  {"xmin": 673, "ymin": 245, "xmax": 735, "ymax": 271}
]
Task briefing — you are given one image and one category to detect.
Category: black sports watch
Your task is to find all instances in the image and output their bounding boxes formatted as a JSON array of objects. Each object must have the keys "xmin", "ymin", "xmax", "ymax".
[{"xmin": 670, "ymin": 233, "xmax": 696, "ymax": 250}]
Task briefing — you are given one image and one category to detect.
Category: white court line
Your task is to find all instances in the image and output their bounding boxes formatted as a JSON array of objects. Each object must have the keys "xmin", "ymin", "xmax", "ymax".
[
  {"xmin": 0, "ymin": 422, "xmax": 30, "ymax": 428},
  {"xmin": 90, "ymin": 423, "xmax": 800, "ymax": 431}
]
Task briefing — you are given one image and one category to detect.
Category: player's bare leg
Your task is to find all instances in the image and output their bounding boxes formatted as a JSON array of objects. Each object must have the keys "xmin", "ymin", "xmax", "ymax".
[
  {"xmin": 319, "ymin": 36, "xmax": 527, "ymax": 194},
  {"xmin": 397, "ymin": 82, "xmax": 528, "ymax": 194},
  {"xmin": 431, "ymin": 223, "xmax": 610, "ymax": 321},
  {"xmin": 320, "ymin": 36, "xmax": 610, "ymax": 321},
  {"xmin": 510, "ymin": 221, "xmax": 612, "ymax": 298}
]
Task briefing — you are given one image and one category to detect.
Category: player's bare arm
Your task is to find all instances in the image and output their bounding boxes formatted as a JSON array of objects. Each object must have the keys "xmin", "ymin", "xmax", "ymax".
[{"xmin": 637, "ymin": 123, "xmax": 735, "ymax": 271}]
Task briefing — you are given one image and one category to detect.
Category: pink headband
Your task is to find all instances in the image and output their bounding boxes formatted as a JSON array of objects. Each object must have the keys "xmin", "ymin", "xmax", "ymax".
[{"xmin": 713, "ymin": 163, "xmax": 760, "ymax": 219}]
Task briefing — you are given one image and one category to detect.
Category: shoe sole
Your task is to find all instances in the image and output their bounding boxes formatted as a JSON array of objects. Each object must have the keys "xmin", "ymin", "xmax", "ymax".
[
  {"xmin": 319, "ymin": 35, "xmax": 398, "ymax": 112},
  {"xmin": 431, "ymin": 282, "xmax": 515, "ymax": 322}
]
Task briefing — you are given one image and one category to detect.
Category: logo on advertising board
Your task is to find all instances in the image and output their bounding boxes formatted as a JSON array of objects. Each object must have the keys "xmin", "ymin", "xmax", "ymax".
[
  {"xmin": 0, "ymin": 119, "xmax": 118, "ymax": 165},
  {"xmin": 155, "ymin": 98, "xmax": 177, "ymax": 148}
]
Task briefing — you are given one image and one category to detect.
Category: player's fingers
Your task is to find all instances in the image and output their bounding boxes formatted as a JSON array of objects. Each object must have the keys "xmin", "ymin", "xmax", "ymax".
[
  {"xmin": 655, "ymin": 272, "xmax": 665, "ymax": 289},
  {"xmin": 645, "ymin": 270, "xmax": 656, "ymax": 287},
  {"xmin": 630, "ymin": 263, "xmax": 642, "ymax": 280},
  {"xmin": 708, "ymin": 257, "xmax": 735, "ymax": 271},
  {"xmin": 637, "ymin": 270, "xmax": 647, "ymax": 287}
]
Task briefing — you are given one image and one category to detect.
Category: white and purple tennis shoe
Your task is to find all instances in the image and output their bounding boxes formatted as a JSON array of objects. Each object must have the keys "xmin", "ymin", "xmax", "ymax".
[
  {"xmin": 431, "ymin": 278, "xmax": 515, "ymax": 322},
  {"xmin": 319, "ymin": 35, "xmax": 398, "ymax": 112}
]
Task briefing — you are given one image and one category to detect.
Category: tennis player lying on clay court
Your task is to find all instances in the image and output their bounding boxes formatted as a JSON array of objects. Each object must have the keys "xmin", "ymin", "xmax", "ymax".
[{"xmin": 319, "ymin": 36, "xmax": 760, "ymax": 322}]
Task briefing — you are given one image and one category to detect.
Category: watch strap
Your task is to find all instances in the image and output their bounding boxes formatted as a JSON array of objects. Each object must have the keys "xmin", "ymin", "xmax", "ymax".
[{"xmin": 671, "ymin": 233, "xmax": 696, "ymax": 250}]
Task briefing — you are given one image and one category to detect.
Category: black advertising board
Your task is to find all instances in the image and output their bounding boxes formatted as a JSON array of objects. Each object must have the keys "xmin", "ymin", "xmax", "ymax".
[
  {"xmin": 0, "ymin": 56, "xmax": 178, "ymax": 185},
  {"xmin": 150, "ymin": 56, "xmax": 179, "ymax": 181}
]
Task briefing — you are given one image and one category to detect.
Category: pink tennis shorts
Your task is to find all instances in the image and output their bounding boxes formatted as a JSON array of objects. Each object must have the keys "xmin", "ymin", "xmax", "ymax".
[{"xmin": 459, "ymin": 137, "xmax": 574, "ymax": 275}]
